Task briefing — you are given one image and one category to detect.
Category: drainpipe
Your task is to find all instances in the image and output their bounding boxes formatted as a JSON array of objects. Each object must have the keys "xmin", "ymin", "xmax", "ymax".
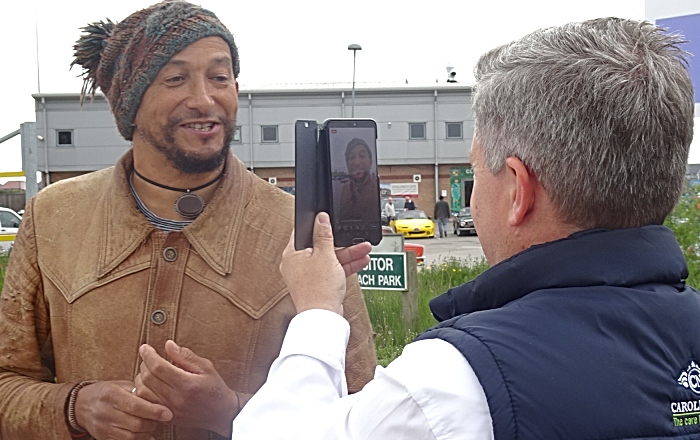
[
  {"xmin": 248, "ymin": 93, "xmax": 254, "ymax": 172},
  {"xmin": 433, "ymin": 90, "xmax": 439, "ymax": 202},
  {"xmin": 42, "ymin": 96, "xmax": 50, "ymax": 185}
]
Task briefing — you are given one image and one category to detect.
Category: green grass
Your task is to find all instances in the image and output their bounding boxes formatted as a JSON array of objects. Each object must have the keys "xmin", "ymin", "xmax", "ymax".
[
  {"xmin": 364, "ymin": 256, "xmax": 489, "ymax": 366},
  {"xmin": 0, "ymin": 253, "xmax": 7, "ymax": 293}
]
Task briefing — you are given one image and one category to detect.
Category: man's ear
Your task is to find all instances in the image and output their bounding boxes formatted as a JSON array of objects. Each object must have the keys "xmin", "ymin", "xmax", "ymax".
[{"xmin": 505, "ymin": 156, "xmax": 536, "ymax": 226}]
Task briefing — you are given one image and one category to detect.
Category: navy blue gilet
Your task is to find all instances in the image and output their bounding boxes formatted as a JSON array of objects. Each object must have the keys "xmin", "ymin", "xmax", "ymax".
[{"xmin": 416, "ymin": 226, "xmax": 700, "ymax": 439}]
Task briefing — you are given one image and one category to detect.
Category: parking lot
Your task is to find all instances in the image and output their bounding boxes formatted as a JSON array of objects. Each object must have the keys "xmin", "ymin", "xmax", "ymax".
[{"xmin": 406, "ymin": 232, "xmax": 485, "ymax": 267}]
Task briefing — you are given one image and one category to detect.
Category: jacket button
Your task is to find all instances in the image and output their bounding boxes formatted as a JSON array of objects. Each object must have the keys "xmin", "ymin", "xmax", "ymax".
[
  {"xmin": 151, "ymin": 310, "xmax": 167, "ymax": 325},
  {"xmin": 163, "ymin": 247, "xmax": 178, "ymax": 262}
]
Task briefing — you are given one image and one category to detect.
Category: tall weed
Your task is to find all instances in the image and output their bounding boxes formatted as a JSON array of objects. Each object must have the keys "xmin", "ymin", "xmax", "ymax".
[{"xmin": 364, "ymin": 257, "xmax": 489, "ymax": 366}]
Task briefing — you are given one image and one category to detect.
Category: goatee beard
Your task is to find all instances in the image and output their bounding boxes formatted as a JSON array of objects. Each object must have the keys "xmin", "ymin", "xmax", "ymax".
[{"xmin": 138, "ymin": 116, "xmax": 234, "ymax": 174}]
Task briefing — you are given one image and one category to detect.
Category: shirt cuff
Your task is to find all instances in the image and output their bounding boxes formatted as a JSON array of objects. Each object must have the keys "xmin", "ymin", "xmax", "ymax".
[{"xmin": 278, "ymin": 309, "xmax": 350, "ymax": 368}]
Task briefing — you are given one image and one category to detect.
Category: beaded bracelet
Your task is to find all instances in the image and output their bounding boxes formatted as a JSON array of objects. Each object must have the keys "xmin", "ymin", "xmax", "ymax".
[{"xmin": 64, "ymin": 380, "xmax": 97, "ymax": 437}]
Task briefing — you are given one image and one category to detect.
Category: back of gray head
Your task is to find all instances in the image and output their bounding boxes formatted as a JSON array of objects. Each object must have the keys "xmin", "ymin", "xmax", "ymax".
[{"xmin": 473, "ymin": 17, "xmax": 695, "ymax": 229}]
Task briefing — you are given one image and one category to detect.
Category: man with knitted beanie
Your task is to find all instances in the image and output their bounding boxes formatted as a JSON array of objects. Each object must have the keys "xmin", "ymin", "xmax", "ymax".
[{"xmin": 0, "ymin": 2, "xmax": 376, "ymax": 439}]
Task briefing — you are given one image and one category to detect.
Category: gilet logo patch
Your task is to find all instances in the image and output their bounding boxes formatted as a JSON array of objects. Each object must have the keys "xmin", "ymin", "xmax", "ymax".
[
  {"xmin": 678, "ymin": 361, "xmax": 700, "ymax": 395},
  {"xmin": 672, "ymin": 361, "xmax": 700, "ymax": 428}
]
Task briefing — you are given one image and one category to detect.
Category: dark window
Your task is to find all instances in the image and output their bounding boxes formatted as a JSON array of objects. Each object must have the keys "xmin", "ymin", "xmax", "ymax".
[
  {"xmin": 446, "ymin": 122, "xmax": 463, "ymax": 139},
  {"xmin": 409, "ymin": 123, "xmax": 426, "ymax": 140},
  {"xmin": 261, "ymin": 126, "xmax": 278, "ymax": 143},
  {"xmin": 57, "ymin": 130, "xmax": 73, "ymax": 147}
]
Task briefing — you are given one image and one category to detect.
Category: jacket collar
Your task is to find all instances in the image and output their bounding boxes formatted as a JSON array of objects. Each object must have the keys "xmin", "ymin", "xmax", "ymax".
[
  {"xmin": 97, "ymin": 150, "xmax": 252, "ymax": 278},
  {"xmin": 429, "ymin": 226, "xmax": 688, "ymax": 321}
]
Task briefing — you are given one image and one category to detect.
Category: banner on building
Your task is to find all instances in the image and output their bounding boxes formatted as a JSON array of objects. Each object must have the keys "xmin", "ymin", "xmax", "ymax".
[{"xmin": 390, "ymin": 183, "xmax": 419, "ymax": 196}]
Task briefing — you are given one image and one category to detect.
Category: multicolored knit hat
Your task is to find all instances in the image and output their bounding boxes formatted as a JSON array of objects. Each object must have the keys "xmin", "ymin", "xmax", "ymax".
[{"xmin": 71, "ymin": 1, "xmax": 239, "ymax": 141}]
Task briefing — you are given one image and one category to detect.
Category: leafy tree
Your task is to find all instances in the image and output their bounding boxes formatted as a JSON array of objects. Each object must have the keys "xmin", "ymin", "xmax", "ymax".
[{"xmin": 664, "ymin": 185, "xmax": 700, "ymax": 288}]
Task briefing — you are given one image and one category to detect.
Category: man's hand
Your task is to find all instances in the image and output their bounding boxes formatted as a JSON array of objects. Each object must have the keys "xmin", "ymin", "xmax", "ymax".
[
  {"xmin": 280, "ymin": 212, "xmax": 371, "ymax": 315},
  {"xmin": 134, "ymin": 341, "xmax": 239, "ymax": 437},
  {"xmin": 74, "ymin": 380, "xmax": 172, "ymax": 440}
]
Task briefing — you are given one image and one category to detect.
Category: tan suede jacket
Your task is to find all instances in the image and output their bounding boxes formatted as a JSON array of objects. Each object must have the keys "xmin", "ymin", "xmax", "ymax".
[{"xmin": 0, "ymin": 151, "xmax": 376, "ymax": 439}]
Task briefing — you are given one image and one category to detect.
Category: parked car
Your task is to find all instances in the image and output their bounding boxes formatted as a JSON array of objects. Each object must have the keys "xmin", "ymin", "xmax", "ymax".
[
  {"xmin": 390, "ymin": 210, "xmax": 435, "ymax": 238},
  {"xmin": 381, "ymin": 225, "xmax": 425, "ymax": 265},
  {"xmin": 0, "ymin": 207, "xmax": 22, "ymax": 254},
  {"xmin": 452, "ymin": 207, "xmax": 476, "ymax": 236},
  {"xmin": 380, "ymin": 197, "xmax": 406, "ymax": 226}
]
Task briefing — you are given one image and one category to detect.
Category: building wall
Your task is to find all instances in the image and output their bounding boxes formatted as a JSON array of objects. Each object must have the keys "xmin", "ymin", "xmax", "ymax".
[{"xmin": 34, "ymin": 85, "xmax": 474, "ymax": 209}]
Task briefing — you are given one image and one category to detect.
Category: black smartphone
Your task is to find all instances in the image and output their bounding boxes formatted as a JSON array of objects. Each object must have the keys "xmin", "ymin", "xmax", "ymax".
[
  {"xmin": 323, "ymin": 118, "xmax": 382, "ymax": 247},
  {"xmin": 294, "ymin": 120, "xmax": 319, "ymax": 250}
]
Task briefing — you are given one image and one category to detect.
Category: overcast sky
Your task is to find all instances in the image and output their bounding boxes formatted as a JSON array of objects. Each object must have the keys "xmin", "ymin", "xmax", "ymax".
[{"xmin": 6, "ymin": 0, "xmax": 696, "ymax": 178}]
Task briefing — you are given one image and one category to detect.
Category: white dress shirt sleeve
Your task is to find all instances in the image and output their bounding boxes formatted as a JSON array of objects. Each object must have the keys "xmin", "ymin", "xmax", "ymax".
[{"xmin": 231, "ymin": 309, "xmax": 494, "ymax": 440}]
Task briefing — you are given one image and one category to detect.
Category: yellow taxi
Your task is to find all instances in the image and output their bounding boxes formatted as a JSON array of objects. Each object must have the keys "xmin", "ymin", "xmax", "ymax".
[{"xmin": 390, "ymin": 209, "xmax": 435, "ymax": 238}]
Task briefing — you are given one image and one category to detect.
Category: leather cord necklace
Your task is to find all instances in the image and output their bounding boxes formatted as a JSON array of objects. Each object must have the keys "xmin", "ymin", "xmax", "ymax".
[{"xmin": 132, "ymin": 167, "xmax": 225, "ymax": 219}]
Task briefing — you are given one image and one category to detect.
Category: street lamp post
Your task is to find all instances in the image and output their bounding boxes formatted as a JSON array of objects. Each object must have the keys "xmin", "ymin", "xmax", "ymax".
[{"xmin": 348, "ymin": 44, "xmax": 362, "ymax": 117}]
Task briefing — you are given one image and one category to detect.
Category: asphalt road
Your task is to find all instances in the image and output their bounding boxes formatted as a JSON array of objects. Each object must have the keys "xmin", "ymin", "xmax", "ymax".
[{"xmin": 406, "ymin": 232, "xmax": 485, "ymax": 267}]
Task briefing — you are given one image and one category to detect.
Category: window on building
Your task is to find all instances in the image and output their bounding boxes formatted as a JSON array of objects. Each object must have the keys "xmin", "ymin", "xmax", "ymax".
[
  {"xmin": 233, "ymin": 126, "xmax": 242, "ymax": 143},
  {"xmin": 261, "ymin": 125, "xmax": 278, "ymax": 143},
  {"xmin": 57, "ymin": 130, "xmax": 73, "ymax": 147},
  {"xmin": 409, "ymin": 123, "xmax": 426, "ymax": 140},
  {"xmin": 446, "ymin": 122, "xmax": 463, "ymax": 139}
]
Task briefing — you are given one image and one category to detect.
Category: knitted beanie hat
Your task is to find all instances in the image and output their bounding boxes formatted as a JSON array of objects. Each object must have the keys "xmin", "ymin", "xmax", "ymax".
[{"xmin": 71, "ymin": 0, "xmax": 239, "ymax": 141}]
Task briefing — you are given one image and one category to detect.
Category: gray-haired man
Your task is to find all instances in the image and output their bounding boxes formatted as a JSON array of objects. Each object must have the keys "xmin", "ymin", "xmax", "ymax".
[{"xmin": 227, "ymin": 17, "xmax": 700, "ymax": 439}]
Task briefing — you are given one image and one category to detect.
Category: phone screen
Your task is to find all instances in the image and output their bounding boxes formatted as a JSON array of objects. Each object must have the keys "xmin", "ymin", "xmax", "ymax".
[{"xmin": 325, "ymin": 119, "xmax": 382, "ymax": 246}]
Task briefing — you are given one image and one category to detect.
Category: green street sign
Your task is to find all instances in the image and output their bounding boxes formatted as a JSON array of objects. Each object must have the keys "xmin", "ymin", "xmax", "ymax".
[{"xmin": 358, "ymin": 252, "xmax": 407, "ymax": 291}]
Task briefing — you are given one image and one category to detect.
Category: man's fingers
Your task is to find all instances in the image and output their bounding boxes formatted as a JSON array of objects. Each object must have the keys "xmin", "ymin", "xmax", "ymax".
[
  {"xmin": 283, "ymin": 227, "xmax": 298, "ymax": 258},
  {"xmin": 165, "ymin": 340, "xmax": 206, "ymax": 374},
  {"xmin": 312, "ymin": 212, "xmax": 336, "ymax": 257},
  {"xmin": 134, "ymin": 373, "xmax": 165, "ymax": 406},
  {"xmin": 115, "ymin": 385, "xmax": 172, "ymax": 422},
  {"xmin": 335, "ymin": 242, "xmax": 372, "ymax": 277},
  {"xmin": 115, "ymin": 393, "xmax": 173, "ymax": 422},
  {"xmin": 342, "ymin": 254, "xmax": 371, "ymax": 277},
  {"xmin": 139, "ymin": 344, "xmax": 183, "ymax": 390}
]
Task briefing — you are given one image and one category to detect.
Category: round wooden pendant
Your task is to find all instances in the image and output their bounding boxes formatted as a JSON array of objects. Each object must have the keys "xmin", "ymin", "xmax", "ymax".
[{"xmin": 174, "ymin": 193, "xmax": 205, "ymax": 219}]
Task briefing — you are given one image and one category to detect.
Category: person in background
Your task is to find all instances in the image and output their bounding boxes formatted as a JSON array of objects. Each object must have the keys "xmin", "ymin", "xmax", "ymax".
[
  {"xmin": 0, "ymin": 2, "xmax": 376, "ymax": 439},
  {"xmin": 433, "ymin": 195, "xmax": 451, "ymax": 238},
  {"xmin": 384, "ymin": 197, "xmax": 396, "ymax": 222},
  {"xmin": 228, "ymin": 18, "xmax": 700, "ymax": 439},
  {"xmin": 404, "ymin": 196, "xmax": 416, "ymax": 210}
]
